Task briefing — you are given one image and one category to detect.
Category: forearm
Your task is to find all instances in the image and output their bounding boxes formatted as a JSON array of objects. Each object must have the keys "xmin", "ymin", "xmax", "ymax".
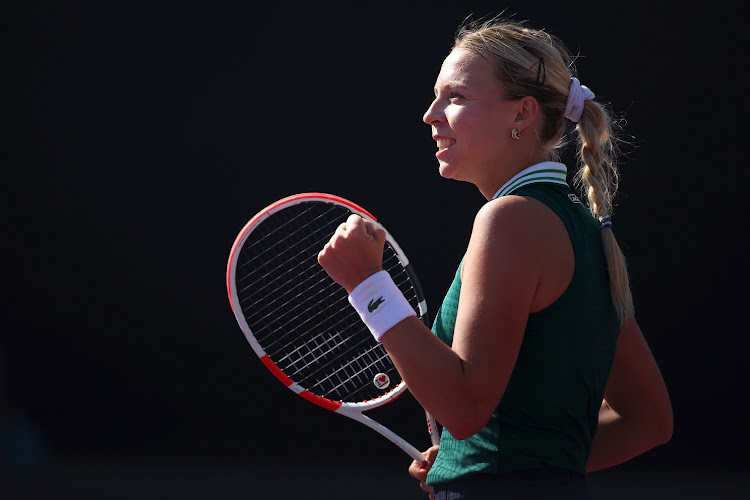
[
  {"xmin": 586, "ymin": 401, "xmax": 671, "ymax": 472},
  {"xmin": 587, "ymin": 317, "xmax": 673, "ymax": 472},
  {"xmin": 381, "ymin": 317, "xmax": 487, "ymax": 439}
]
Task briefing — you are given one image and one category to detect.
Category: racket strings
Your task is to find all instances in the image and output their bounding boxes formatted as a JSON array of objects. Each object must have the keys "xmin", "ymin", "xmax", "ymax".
[
  {"xmin": 252, "ymin": 276, "xmax": 347, "ymax": 351},
  {"xmin": 278, "ymin": 300, "xmax": 397, "ymax": 402},
  {"xmin": 324, "ymin": 343, "xmax": 394, "ymax": 401},
  {"xmin": 235, "ymin": 201, "xmax": 419, "ymax": 403},
  {"xmin": 284, "ymin": 248, "xmax": 413, "ymax": 400},
  {"xmin": 302, "ymin": 329, "xmax": 372, "ymax": 384},
  {"xmin": 276, "ymin": 300, "xmax": 360, "ymax": 373},
  {"xmin": 239, "ymin": 203, "xmax": 342, "ymax": 268},
  {"xmin": 237, "ymin": 206, "xmax": 343, "ymax": 310},
  {"xmin": 239, "ymin": 216, "xmax": 351, "ymax": 345},
  {"xmin": 383, "ymin": 251, "xmax": 420, "ymax": 309},
  {"xmin": 277, "ymin": 301, "xmax": 401, "ymax": 401}
]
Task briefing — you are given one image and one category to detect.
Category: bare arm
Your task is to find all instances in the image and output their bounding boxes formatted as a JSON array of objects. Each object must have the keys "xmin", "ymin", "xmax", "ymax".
[
  {"xmin": 319, "ymin": 198, "xmax": 553, "ymax": 439},
  {"xmin": 586, "ymin": 316, "xmax": 673, "ymax": 471}
]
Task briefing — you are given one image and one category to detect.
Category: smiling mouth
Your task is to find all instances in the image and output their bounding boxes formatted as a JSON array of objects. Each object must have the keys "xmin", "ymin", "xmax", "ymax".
[{"xmin": 436, "ymin": 138, "xmax": 456, "ymax": 150}]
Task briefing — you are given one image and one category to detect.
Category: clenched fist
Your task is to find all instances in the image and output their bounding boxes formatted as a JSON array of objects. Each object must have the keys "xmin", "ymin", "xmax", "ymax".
[{"xmin": 318, "ymin": 214, "xmax": 386, "ymax": 294}]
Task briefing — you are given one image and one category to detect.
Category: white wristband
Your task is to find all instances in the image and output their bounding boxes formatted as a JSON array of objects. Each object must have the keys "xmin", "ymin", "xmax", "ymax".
[{"xmin": 348, "ymin": 270, "xmax": 416, "ymax": 342}]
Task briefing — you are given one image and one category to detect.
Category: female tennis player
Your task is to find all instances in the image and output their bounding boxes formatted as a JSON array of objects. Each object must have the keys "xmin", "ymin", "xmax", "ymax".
[{"xmin": 318, "ymin": 17, "xmax": 672, "ymax": 500}]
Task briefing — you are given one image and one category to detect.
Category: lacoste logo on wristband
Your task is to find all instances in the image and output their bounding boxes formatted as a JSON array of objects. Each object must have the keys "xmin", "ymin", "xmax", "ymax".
[{"xmin": 368, "ymin": 297, "xmax": 386, "ymax": 312}]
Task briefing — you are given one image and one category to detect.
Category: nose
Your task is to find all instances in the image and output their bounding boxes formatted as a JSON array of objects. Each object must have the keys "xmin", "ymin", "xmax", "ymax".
[{"xmin": 423, "ymin": 97, "xmax": 443, "ymax": 125}]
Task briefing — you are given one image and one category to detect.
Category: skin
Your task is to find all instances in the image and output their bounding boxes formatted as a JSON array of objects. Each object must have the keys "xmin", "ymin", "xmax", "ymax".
[
  {"xmin": 318, "ymin": 47, "xmax": 672, "ymax": 498},
  {"xmin": 423, "ymin": 48, "xmax": 548, "ymax": 198}
]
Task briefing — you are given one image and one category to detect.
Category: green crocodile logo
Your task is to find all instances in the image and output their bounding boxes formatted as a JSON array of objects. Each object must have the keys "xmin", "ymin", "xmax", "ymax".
[{"xmin": 368, "ymin": 297, "xmax": 386, "ymax": 312}]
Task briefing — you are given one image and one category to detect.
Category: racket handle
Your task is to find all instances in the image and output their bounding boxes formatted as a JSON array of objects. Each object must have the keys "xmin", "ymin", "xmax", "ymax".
[{"xmin": 425, "ymin": 410, "xmax": 440, "ymax": 446}]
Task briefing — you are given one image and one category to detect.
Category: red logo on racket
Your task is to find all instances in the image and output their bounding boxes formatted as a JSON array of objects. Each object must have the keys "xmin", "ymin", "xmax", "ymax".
[{"xmin": 373, "ymin": 373, "xmax": 390, "ymax": 389}]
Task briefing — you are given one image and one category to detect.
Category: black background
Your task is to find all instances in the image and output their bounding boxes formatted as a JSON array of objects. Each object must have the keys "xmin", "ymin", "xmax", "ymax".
[{"xmin": 3, "ymin": 1, "xmax": 749, "ymax": 498}]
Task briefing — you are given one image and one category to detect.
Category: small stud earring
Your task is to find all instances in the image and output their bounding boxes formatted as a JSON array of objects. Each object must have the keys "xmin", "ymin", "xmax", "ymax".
[{"xmin": 511, "ymin": 128, "xmax": 521, "ymax": 140}]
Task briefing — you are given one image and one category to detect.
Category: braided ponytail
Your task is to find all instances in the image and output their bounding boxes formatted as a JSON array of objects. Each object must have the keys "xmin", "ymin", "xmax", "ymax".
[{"xmin": 574, "ymin": 102, "xmax": 634, "ymax": 323}]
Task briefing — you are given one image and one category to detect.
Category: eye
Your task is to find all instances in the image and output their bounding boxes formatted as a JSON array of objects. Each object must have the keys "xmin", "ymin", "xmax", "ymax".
[{"xmin": 449, "ymin": 91, "xmax": 465, "ymax": 101}]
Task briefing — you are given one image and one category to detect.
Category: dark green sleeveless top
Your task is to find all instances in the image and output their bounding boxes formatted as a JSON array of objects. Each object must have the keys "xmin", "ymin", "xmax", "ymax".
[{"xmin": 427, "ymin": 168, "xmax": 620, "ymax": 484}]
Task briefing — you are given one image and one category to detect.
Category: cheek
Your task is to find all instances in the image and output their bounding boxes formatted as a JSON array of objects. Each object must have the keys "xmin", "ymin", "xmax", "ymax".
[
  {"xmin": 454, "ymin": 114, "xmax": 503, "ymax": 154},
  {"xmin": 453, "ymin": 104, "xmax": 501, "ymax": 134}
]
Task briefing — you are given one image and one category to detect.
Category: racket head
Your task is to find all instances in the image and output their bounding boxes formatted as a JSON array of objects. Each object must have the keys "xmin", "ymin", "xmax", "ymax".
[{"xmin": 227, "ymin": 193, "xmax": 428, "ymax": 413}]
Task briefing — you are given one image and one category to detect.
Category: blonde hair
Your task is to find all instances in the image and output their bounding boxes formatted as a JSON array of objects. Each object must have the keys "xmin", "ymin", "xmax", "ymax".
[{"xmin": 455, "ymin": 17, "xmax": 634, "ymax": 322}]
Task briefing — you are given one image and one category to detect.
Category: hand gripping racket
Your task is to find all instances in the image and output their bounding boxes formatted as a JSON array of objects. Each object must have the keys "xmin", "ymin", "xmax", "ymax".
[{"xmin": 226, "ymin": 193, "xmax": 440, "ymax": 463}]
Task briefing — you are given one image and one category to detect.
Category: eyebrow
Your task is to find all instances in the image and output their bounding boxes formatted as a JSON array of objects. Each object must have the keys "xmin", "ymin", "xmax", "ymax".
[{"xmin": 434, "ymin": 82, "xmax": 470, "ymax": 95}]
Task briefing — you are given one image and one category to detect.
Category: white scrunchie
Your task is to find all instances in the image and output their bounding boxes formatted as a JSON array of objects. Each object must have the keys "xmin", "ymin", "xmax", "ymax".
[{"xmin": 564, "ymin": 77, "xmax": 595, "ymax": 122}]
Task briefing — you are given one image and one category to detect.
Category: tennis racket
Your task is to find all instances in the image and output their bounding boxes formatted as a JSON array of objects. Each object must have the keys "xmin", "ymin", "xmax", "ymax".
[{"xmin": 226, "ymin": 192, "xmax": 440, "ymax": 463}]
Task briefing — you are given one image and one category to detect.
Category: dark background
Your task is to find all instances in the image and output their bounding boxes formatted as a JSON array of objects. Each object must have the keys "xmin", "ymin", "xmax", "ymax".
[{"xmin": 3, "ymin": 1, "xmax": 748, "ymax": 498}]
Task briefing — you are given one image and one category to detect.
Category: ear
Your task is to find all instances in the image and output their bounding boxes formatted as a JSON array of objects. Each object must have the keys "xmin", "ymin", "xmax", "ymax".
[{"xmin": 512, "ymin": 96, "xmax": 540, "ymax": 133}]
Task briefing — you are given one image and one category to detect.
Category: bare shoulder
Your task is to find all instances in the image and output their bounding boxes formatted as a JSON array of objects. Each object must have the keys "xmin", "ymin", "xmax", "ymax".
[
  {"xmin": 472, "ymin": 194, "xmax": 564, "ymax": 245},
  {"xmin": 469, "ymin": 194, "xmax": 573, "ymax": 311},
  {"xmin": 465, "ymin": 195, "xmax": 557, "ymax": 283}
]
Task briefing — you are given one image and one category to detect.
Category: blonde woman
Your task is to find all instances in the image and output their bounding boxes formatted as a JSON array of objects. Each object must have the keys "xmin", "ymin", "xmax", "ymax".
[{"xmin": 318, "ymin": 17, "xmax": 672, "ymax": 500}]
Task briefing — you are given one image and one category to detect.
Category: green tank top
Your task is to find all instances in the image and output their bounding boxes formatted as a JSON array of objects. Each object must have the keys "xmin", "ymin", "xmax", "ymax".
[{"xmin": 426, "ymin": 166, "xmax": 620, "ymax": 484}]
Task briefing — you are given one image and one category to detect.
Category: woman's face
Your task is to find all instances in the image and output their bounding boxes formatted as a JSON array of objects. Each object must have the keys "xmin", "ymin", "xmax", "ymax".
[{"xmin": 423, "ymin": 48, "xmax": 518, "ymax": 186}]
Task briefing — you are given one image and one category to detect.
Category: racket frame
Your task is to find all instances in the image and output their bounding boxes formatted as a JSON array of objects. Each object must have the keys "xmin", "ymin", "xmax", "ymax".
[{"xmin": 227, "ymin": 193, "xmax": 438, "ymax": 462}]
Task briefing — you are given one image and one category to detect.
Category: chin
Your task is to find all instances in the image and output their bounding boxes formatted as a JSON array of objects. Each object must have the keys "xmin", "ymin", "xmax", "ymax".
[
  {"xmin": 438, "ymin": 162, "xmax": 457, "ymax": 179},
  {"xmin": 438, "ymin": 162, "xmax": 468, "ymax": 182}
]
